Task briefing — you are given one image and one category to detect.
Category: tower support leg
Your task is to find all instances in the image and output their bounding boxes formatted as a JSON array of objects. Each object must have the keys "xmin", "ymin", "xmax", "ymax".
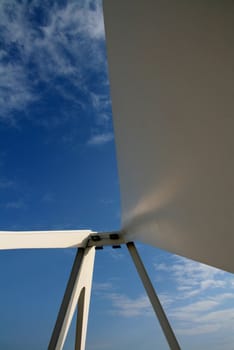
[
  {"xmin": 126, "ymin": 242, "xmax": 181, "ymax": 350},
  {"xmin": 48, "ymin": 246, "xmax": 95, "ymax": 350}
]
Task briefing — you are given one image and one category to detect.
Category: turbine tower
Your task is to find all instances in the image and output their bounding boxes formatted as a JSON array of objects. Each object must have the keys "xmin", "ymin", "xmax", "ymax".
[{"xmin": 1, "ymin": 1, "xmax": 234, "ymax": 349}]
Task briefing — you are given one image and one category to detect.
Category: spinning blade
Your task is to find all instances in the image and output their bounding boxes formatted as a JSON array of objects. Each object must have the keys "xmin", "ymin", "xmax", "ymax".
[{"xmin": 104, "ymin": 0, "xmax": 234, "ymax": 272}]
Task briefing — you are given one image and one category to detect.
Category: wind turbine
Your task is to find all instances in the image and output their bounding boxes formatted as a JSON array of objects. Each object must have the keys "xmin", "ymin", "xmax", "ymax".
[{"xmin": 1, "ymin": 1, "xmax": 234, "ymax": 349}]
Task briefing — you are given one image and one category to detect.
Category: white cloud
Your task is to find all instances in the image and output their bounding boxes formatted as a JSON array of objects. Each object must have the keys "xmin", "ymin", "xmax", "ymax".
[
  {"xmin": 199, "ymin": 307, "xmax": 234, "ymax": 324},
  {"xmin": 170, "ymin": 300, "xmax": 219, "ymax": 321},
  {"xmin": 154, "ymin": 255, "xmax": 234, "ymax": 338},
  {"xmin": 91, "ymin": 250, "xmax": 234, "ymax": 349},
  {"xmin": 0, "ymin": 63, "xmax": 36, "ymax": 118},
  {"xmin": 172, "ymin": 303, "xmax": 234, "ymax": 336},
  {"xmin": 0, "ymin": 0, "xmax": 107, "ymax": 122},
  {"xmin": 90, "ymin": 92, "xmax": 111, "ymax": 125},
  {"xmin": 108, "ymin": 293, "xmax": 152, "ymax": 318},
  {"xmin": 93, "ymin": 282, "xmax": 113, "ymax": 292},
  {"xmin": 155, "ymin": 256, "xmax": 230, "ymax": 298},
  {"xmin": 177, "ymin": 323, "xmax": 221, "ymax": 336},
  {"xmin": 87, "ymin": 132, "xmax": 114, "ymax": 145},
  {"xmin": 93, "ymin": 280, "xmax": 153, "ymax": 318}
]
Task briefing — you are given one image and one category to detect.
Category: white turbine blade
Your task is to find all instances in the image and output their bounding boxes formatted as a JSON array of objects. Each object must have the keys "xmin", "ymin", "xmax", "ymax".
[
  {"xmin": 0, "ymin": 230, "xmax": 94, "ymax": 250},
  {"xmin": 104, "ymin": 0, "xmax": 234, "ymax": 272}
]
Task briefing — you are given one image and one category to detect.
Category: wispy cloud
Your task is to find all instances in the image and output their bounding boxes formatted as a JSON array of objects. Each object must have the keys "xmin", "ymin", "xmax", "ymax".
[
  {"xmin": 93, "ymin": 281, "xmax": 168, "ymax": 318},
  {"xmin": 87, "ymin": 132, "xmax": 114, "ymax": 146},
  {"xmin": 0, "ymin": 178, "xmax": 15, "ymax": 189},
  {"xmin": 0, "ymin": 63, "xmax": 36, "ymax": 120},
  {"xmin": 41, "ymin": 193, "xmax": 54, "ymax": 203},
  {"xmin": 5, "ymin": 199, "xmax": 25, "ymax": 209},
  {"xmin": 90, "ymin": 92, "xmax": 112, "ymax": 126},
  {"xmin": 155, "ymin": 256, "xmax": 231, "ymax": 298},
  {"xmin": 93, "ymin": 282, "xmax": 113, "ymax": 292},
  {"xmin": 0, "ymin": 0, "xmax": 108, "ymax": 126},
  {"xmin": 108, "ymin": 293, "xmax": 152, "ymax": 318},
  {"xmin": 154, "ymin": 256, "xmax": 234, "ymax": 337},
  {"xmin": 92, "ymin": 251, "xmax": 234, "ymax": 347},
  {"xmin": 171, "ymin": 303, "xmax": 234, "ymax": 336},
  {"xmin": 93, "ymin": 277, "xmax": 153, "ymax": 318}
]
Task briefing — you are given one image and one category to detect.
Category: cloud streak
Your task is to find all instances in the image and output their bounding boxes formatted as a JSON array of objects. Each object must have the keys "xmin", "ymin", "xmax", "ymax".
[
  {"xmin": 92, "ymin": 251, "xmax": 234, "ymax": 349},
  {"xmin": 5, "ymin": 199, "xmax": 25, "ymax": 209},
  {"xmin": 0, "ymin": 0, "xmax": 109, "ymax": 130},
  {"xmin": 87, "ymin": 132, "xmax": 114, "ymax": 146},
  {"xmin": 0, "ymin": 178, "xmax": 15, "ymax": 189},
  {"xmin": 155, "ymin": 256, "xmax": 231, "ymax": 298},
  {"xmin": 154, "ymin": 256, "xmax": 234, "ymax": 337},
  {"xmin": 108, "ymin": 293, "xmax": 152, "ymax": 318}
]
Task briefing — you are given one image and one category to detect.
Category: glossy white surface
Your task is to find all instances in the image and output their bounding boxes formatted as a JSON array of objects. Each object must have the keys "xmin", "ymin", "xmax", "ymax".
[
  {"xmin": 104, "ymin": 0, "xmax": 234, "ymax": 272},
  {"xmin": 0, "ymin": 230, "xmax": 93, "ymax": 249}
]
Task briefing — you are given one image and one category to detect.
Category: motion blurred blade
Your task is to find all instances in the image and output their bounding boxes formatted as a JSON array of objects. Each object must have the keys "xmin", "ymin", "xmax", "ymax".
[
  {"xmin": 104, "ymin": 0, "xmax": 234, "ymax": 272},
  {"xmin": 0, "ymin": 230, "xmax": 94, "ymax": 250}
]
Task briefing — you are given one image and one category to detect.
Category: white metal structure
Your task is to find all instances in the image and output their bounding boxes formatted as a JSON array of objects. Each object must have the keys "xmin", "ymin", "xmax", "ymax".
[
  {"xmin": 0, "ymin": 231, "xmax": 180, "ymax": 350},
  {"xmin": 1, "ymin": 1, "xmax": 234, "ymax": 349}
]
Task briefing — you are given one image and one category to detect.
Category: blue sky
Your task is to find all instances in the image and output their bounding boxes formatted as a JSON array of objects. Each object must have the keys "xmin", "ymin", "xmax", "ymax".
[{"xmin": 0, "ymin": 1, "xmax": 233, "ymax": 349}]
